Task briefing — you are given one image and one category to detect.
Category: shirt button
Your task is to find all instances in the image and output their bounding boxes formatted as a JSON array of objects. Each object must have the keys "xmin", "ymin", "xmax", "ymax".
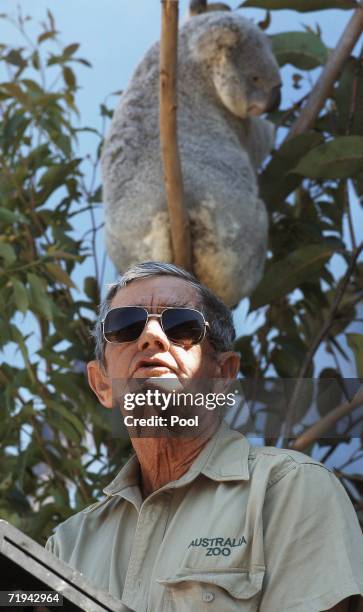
[{"xmin": 202, "ymin": 591, "xmax": 215, "ymax": 602}]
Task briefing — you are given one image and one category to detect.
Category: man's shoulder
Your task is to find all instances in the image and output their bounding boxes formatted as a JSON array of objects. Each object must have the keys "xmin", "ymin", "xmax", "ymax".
[
  {"xmin": 247, "ymin": 441, "xmax": 332, "ymax": 489},
  {"xmin": 50, "ymin": 495, "xmax": 115, "ymax": 540}
]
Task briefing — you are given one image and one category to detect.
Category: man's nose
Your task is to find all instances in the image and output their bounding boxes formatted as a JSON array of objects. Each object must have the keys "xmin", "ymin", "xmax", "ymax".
[{"xmin": 137, "ymin": 317, "xmax": 170, "ymax": 352}]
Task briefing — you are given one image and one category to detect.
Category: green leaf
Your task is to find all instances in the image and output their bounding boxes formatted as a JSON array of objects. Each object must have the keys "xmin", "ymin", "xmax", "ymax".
[
  {"xmin": 63, "ymin": 43, "xmax": 80, "ymax": 58},
  {"xmin": 10, "ymin": 325, "xmax": 35, "ymax": 383},
  {"xmin": 260, "ymin": 132, "xmax": 324, "ymax": 206},
  {"xmin": 37, "ymin": 31, "xmax": 56, "ymax": 44},
  {"xmin": 317, "ymin": 369, "xmax": 344, "ymax": 418},
  {"xmin": 63, "ymin": 66, "xmax": 76, "ymax": 89},
  {"xmin": 27, "ymin": 144, "xmax": 51, "ymax": 171},
  {"xmin": 1, "ymin": 113, "xmax": 30, "ymax": 154},
  {"xmin": 39, "ymin": 160, "xmax": 80, "ymax": 197},
  {"xmin": 84, "ymin": 276, "xmax": 99, "ymax": 302},
  {"xmin": 31, "ymin": 50, "xmax": 40, "ymax": 70},
  {"xmin": 293, "ymin": 136, "xmax": 363, "ymax": 180},
  {"xmin": 0, "ymin": 207, "xmax": 29, "ymax": 225},
  {"xmin": 5, "ymin": 49, "xmax": 27, "ymax": 69},
  {"xmin": 47, "ymin": 400, "xmax": 85, "ymax": 438},
  {"xmin": 45, "ymin": 263, "xmax": 76, "ymax": 288},
  {"xmin": 234, "ymin": 335, "xmax": 259, "ymax": 377},
  {"xmin": 271, "ymin": 32, "xmax": 328, "ymax": 70},
  {"xmin": 346, "ymin": 333, "xmax": 363, "ymax": 377},
  {"xmin": 47, "ymin": 9, "xmax": 56, "ymax": 31},
  {"xmin": 75, "ymin": 58, "xmax": 92, "ymax": 68},
  {"xmin": 0, "ymin": 317, "xmax": 13, "ymax": 347},
  {"xmin": 0, "ymin": 240, "xmax": 16, "ymax": 265},
  {"xmin": 27, "ymin": 272, "xmax": 53, "ymax": 320},
  {"xmin": 250, "ymin": 245, "xmax": 333, "ymax": 310},
  {"xmin": 335, "ymin": 57, "xmax": 363, "ymax": 137},
  {"xmin": 100, "ymin": 103, "xmax": 113, "ymax": 119},
  {"xmin": 12, "ymin": 279, "xmax": 29, "ymax": 314},
  {"xmin": 1, "ymin": 82, "xmax": 29, "ymax": 105},
  {"xmin": 239, "ymin": 0, "xmax": 356, "ymax": 10}
]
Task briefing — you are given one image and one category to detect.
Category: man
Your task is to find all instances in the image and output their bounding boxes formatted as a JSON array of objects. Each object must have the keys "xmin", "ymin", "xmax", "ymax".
[{"xmin": 46, "ymin": 261, "xmax": 363, "ymax": 611}]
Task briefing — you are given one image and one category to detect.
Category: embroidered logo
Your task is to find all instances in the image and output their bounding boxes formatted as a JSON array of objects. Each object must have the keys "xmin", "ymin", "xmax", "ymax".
[{"xmin": 188, "ymin": 536, "xmax": 247, "ymax": 557}]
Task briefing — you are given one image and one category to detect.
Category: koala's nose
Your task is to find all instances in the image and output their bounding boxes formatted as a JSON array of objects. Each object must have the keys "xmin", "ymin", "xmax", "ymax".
[{"xmin": 267, "ymin": 85, "xmax": 281, "ymax": 113}]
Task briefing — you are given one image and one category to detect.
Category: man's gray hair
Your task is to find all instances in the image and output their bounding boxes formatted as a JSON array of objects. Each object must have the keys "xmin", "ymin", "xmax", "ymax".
[{"xmin": 92, "ymin": 261, "xmax": 236, "ymax": 370}]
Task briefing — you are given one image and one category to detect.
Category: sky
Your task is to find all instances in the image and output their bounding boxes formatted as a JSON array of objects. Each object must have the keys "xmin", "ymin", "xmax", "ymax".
[
  {"xmin": 1, "ymin": 1, "xmax": 362, "ymax": 362},
  {"xmin": 1, "ymin": 1, "xmax": 362, "ymax": 466}
]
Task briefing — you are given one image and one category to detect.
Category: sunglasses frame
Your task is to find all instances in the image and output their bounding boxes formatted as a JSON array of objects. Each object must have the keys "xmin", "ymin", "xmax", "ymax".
[{"xmin": 102, "ymin": 306, "xmax": 210, "ymax": 347}]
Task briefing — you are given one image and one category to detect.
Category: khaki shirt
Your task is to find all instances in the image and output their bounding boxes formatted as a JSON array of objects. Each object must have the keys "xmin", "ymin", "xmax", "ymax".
[{"xmin": 46, "ymin": 421, "xmax": 363, "ymax": 611}]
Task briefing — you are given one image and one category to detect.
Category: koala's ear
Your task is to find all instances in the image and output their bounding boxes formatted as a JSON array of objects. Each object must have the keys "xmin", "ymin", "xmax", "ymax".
[{"xmin": 189, "ymin": 24, "xmax": 240, "ymax": 62}]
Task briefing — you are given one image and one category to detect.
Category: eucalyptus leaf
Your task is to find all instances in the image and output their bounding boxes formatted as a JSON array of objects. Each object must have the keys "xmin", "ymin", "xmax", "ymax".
[
  {"xmin": 271, "ymin": 32, "xmax": 328, "ymax": 70},
  {"xmin": 317, "ymin": 369, "xmax": 344, "ymax": 418},
  {"xmin": 0, "ymin": 241, "xmax": 16, "ymax": 265},
  {"xmin": 39, "ymin": 160, "xmax": 80, "ymax": 198},
  {"xmin": 45, "ymin": 263, "xmax": 76, "ymax": 288},
  {"xmin": 27, "ymin": 272, "xmax": 53, "ymax": 320},
  {"xmin": 62, "ymin": 66, "xmax": 76, "ymax": 89},
  {"xmin": 346, "ymin": 334, "xmax": 363, "ymax": 377},
  {"xmin": 46, "ymin": 400, "xmax": 85, "ymax": 437},
  {"xmin": 37, "ymin": 31, "xmax": 56, "ymax": 44},
  {"xmin": 250, "ymin": 245, "xmax": 333, "ymax": 310},
  {"xmin": 63, "ymin": 43, "xmax": 80, "ymax": 57},
  {"xmin": 293, "ymin": 136, "xmax": 363, "ymax": 180},
  {"xmin": 12, "ymin": 279, "xmax": 29, "ymax": 314},
  {"xmin": 0, "ymin": 207, "xmax": 29, "ymax": 225},
  {"xmin": 335, "ymin": 57, "xmax": 363, "ymax": 137},
  {"xmin": 261, "ymin": 132, "xmax": 324, "ymax": 205}
]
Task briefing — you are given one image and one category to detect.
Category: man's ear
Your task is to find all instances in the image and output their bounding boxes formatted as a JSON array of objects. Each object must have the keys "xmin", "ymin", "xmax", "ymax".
[
  {"xmin": 87, "ymin": 360, "xmax": 113, "ymax": 409},
  {"xmin": 216, "ymin": 350, "xmax": 240, "ymax": 379}
]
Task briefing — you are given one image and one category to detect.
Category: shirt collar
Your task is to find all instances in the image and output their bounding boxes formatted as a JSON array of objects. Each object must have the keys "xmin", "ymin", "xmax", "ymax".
[
  {"xmin": 103, "ymin": 420, "xmax": 250, "ymax": 498},
  {"xmin": 200, "ymin": 419, "xmax": 250, "ymax": 482},
  {"xmin": 103, "ymin": 452, "xmax": 140, "ymax": 496}
]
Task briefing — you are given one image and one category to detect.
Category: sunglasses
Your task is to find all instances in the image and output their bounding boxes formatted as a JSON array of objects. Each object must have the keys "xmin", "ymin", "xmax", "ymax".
[{"xmin": 102, "ymin": 306, "xmax": 210, "ymax": 348}]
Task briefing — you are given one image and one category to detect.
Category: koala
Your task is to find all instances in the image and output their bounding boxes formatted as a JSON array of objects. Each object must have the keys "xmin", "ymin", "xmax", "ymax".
[
  {"xmin": 101, "ymin": 12, "xmax": 281, "ymax": 306},
  {"xmin": 189, "ymin": 0, "xmax": 232, "ymax": 17}
]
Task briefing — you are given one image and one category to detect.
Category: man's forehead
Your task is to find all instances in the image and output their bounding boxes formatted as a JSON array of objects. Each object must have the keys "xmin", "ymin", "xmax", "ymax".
[{"xmin": 110, "ymin": 276, "xmax": 200, "ymax": 308}]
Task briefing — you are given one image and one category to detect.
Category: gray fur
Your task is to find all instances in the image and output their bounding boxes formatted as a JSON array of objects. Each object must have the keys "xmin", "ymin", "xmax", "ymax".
[{"xmin": 101, "ymin": 12, "xmax": 281, "ymax": 306}]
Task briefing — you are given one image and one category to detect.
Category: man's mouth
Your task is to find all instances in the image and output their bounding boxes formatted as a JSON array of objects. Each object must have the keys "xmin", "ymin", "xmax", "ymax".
[{"xmin": 134, "ymin": 360, "xmax": 176, "ymax": 375}]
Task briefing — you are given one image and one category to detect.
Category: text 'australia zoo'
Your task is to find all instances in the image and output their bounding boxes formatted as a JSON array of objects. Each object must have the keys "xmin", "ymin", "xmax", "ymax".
[{"xmin": 188, "ymin": 536, "xmax": 247, "ymax": 556}]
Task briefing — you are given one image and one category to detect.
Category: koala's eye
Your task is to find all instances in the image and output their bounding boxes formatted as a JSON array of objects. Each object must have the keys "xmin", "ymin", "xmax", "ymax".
[{"xmin": 252, "ymin": 75, "xmax": 260, "ymax": 83}]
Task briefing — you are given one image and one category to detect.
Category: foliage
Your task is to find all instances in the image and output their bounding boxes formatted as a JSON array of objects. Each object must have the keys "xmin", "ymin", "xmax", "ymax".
[
  {"xmin": 234, "ymin": 3, "xmax": 363, "ymax": 523},
  {"xmin": 0, "ymin": 4, "xmax": 362, "ymax": 544},
  {"xmin": 0, "ymin": 9, "xmax": 130, "ymax": 544}
]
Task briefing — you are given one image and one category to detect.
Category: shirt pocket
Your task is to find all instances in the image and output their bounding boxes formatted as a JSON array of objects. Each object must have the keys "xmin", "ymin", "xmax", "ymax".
[{"xmin": 157, "ymin": 567, "xmax": 265, "ymax": 612}]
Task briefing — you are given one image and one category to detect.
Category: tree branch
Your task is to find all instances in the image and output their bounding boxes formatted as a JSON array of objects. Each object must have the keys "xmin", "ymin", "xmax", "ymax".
[
  {"xmin": 286, "ymin": 5, "xmax": 363, "ymax": 141},
  {"xmin": 160, "ymin": 0, "xmax": 192, "ymax": 271},
  {"xmin": 292, "ymin": 387, "xmax": 363, "ymax": 452}
]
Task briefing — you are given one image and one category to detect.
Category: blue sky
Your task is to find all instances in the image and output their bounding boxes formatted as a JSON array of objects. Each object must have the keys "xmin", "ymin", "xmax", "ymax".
[{"xmin": 1, "ymin": 1, "xmax": 355, "ymax": 136}]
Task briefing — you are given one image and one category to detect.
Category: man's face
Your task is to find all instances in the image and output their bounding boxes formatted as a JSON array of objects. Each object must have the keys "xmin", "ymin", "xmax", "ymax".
[
  {"xmin": 104, "ymin": 275, "xmax": 219, "ymax": 381},
  {"xmin": 87, "ymin": 275, "xmax": 240, "ymax": 408}
]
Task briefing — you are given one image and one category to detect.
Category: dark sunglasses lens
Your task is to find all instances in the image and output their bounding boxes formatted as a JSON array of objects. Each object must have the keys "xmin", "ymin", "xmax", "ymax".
[
  {"xmin": 162, "ymin": 309, "xmax": 205, "ymax": 347},
  {"xmin": 104, "ymin": 307, "xmax": 147, "ymax": 343}
]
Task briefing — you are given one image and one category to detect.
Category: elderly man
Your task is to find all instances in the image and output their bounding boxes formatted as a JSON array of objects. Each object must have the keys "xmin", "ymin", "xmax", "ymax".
[{"xmin": 46, "ymin": 261, "xmax": 363, "ymax": 612}]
